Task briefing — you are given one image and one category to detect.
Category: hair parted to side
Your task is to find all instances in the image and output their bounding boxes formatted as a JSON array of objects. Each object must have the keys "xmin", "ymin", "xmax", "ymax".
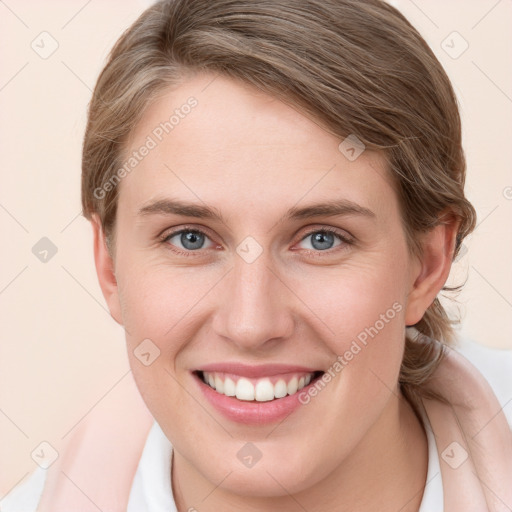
[{"xmin": 81, "ymin": 0, "xmax": 477, "ymax": 411}]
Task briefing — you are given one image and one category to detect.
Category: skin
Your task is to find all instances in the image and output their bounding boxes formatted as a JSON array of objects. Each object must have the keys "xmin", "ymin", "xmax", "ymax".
[{"xmin": 92, "ymin": 73, "xmax": 459, "ymax": 511}]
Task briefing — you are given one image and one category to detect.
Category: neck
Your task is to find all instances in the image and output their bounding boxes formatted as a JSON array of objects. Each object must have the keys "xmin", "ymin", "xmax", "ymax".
[{"xmin": 171, "ymin": 390, "xmax": 428, "ymax": 512}]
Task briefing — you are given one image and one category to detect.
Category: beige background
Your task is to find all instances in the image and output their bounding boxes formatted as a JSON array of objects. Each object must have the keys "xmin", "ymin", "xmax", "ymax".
[{"xmin": 1, "ymin": 0, "xmax": 511, "ymax": 497}]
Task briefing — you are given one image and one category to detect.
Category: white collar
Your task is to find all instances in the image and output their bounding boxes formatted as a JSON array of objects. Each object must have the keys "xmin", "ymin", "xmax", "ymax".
[
  {"xmin": 419, "ymin": 410, "xmax": 444, "ymax": 511},
  {"xmin": 127, "ymin": 421, "xmax": 176, "ymax": 512}
]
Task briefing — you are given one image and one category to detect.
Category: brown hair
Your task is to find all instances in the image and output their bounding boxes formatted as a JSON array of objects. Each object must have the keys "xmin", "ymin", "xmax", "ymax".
[{"xmin": 81, "ymin": 0, "xmax": 477, "ymax": 409}]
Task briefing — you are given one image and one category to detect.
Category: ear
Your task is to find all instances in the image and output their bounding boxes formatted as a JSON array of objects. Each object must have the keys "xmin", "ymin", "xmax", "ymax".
[
  {"xmin": 404, "ymin": 213, "xmax": 461, "ymax": 327},
  {"xmin": 91, "ymin": 215, "xmax": 123, "ymax": 325}
]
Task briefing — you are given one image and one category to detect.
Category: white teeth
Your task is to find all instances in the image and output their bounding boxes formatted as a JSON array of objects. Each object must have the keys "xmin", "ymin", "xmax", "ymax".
[
  {"xmin": 274, "ymin": 379, "xmax": 288, "ymax": 399},
  {"xmin": 236, "ymin": 378, "xmax": 255, "ymax": 401},
  {"xmin": 201, "ymin": 371, "xmax": 317, "ymax": 401},
  {"xmin": 224, "ymin": 377, "xmax": 236, "ymax": 396},
  {"xmin": 255, "ymin": 379, "xmax": 274, "ymax": 402},
  {"xmin": 287, "ymin": 377, "xmax": 298, "ymax": 395},
  {"xmin": 214, "ymin": 375, "xmax": 224, "ymax": 394}
]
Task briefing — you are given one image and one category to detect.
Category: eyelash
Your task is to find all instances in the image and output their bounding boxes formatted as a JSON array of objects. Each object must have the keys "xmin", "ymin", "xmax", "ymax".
[{"xmin": 159, "ymin": 225, "xmax": 354, "ymax": 258}]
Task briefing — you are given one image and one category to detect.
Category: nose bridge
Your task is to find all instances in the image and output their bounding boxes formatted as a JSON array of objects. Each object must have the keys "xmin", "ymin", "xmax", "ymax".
[{"xmin": 212, "ymin": 250, "xmax": 293, "ymax": 349}]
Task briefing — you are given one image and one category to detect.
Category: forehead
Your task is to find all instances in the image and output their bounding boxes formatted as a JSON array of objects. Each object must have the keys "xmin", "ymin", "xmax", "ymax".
[{"xmin": 118, "ymin": 73, "xmax": 398, "ymax": 226}]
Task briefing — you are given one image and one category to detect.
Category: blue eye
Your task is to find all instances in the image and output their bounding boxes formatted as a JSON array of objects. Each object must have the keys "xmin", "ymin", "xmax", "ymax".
[
  {"xmin": 297, "ymin": 228, "xmax": 351, "ymax": 252},
  {"xmin": 164, "ymin": 229, "xmax": 215, "ymax": 252}
]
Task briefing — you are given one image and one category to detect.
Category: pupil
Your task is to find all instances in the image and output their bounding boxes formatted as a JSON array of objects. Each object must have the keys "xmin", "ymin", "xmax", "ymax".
[
  {"xmin": 182, "ymin": 231, "xmax": 204, "ymax": 250},
  {"xmin": 311, "ymin": 232, "xmax": 334, "ymax": 250}
]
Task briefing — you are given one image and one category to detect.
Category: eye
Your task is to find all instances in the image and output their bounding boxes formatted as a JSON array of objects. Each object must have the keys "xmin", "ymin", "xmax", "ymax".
[
  {"xmin": 296, "ymin": 228, "xmax": 352, "ymax": 252},
  {"xmin": 162, "ymin": 228, "xmax": 216, "ymax": 253},
  {"xmin": 159, "ymin": 225, "xmax": 353, "ymax": 257}
]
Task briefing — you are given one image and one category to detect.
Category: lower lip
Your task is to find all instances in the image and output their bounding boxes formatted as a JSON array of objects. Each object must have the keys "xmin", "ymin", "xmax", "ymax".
[{"xmin": 193, "ymin": 373, "xmax": 318, "ymax": 425}]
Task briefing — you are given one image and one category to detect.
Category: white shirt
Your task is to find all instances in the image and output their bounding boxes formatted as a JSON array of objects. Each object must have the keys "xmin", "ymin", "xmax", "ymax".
[{"xmin": 3, "ymin": 338, "xmax": 511, "ymax": 512}]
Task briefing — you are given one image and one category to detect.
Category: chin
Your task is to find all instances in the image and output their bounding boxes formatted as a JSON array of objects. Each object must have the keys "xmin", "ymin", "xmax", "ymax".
[
  {"xmin": 213, "ymin": 466, "xmax": 313, "ymax": 498},
  {"xmin": 194, "ymin": 444, "xmax": 326, "ymax": 498}
]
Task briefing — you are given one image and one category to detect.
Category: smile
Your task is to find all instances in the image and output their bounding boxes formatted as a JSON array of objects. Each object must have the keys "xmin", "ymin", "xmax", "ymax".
[
  {"xmin": 197, "ymin": 370, "xmax": 323, "ymax": 402},
  {"xmin": 192, "ymin": 364, "xmax": 326, "ymax": 424}
]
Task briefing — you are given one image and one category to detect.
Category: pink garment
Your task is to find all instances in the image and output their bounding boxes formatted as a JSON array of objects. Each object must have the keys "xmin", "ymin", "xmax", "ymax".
[
  {"xmin": 37, "ymin": 373, "xmax": 154, "ymax": 511},
  {"xmin": 37, "ymin": 344, "xmax": 512, "ymax": 511}
]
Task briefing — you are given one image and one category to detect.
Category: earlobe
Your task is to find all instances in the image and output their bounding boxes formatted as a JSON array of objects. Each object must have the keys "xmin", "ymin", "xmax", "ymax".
[
  {"xmin": 404, "ymin": 215, "xmax": 460, "ymax": 327},
  {"xmin": 91, "ymin": 215, "xmax": 124, "ymax": 325}
]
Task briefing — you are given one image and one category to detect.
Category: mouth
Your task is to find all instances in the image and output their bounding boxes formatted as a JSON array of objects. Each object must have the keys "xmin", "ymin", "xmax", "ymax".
[
  {"xmin": 191, "ymin": 363, "xmax": 327, "ymax": 424},
  {"xmin": 193, "ymin": 369, "xmax": 325, "ymax": 402}
]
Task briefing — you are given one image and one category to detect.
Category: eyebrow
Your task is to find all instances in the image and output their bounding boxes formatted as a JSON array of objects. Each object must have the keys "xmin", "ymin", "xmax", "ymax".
[{"xmin": 137, "ymin": 198, "xmax": 375, "ymax": 223}]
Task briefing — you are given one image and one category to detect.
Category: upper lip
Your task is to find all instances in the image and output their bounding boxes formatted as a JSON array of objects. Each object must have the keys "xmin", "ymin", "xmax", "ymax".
[{"xmin": 194, "ymin": 363, "xmax": 322, "ymax": 378}]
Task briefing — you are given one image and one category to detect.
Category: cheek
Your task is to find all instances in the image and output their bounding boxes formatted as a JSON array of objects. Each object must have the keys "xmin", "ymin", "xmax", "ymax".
[
  {"xmin": 115, "ymin": 262, "xmax": 198, "ymax": 426},
  {"xmin": 115, "ymin": 254, "xmax": 208, "ymax": 346},
  {"xmin": 287, "ymin": 254, "xmax": 409, "ymax": 403},
  {"xmin": 290, "ymin": 255, "xmax": 408, "ymax": 345}
]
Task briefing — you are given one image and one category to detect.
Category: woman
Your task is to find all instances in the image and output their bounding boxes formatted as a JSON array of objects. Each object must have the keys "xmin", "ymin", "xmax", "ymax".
[{"xmin": 6, "ymin": 0, "xmax": 511, "ymax": 510}]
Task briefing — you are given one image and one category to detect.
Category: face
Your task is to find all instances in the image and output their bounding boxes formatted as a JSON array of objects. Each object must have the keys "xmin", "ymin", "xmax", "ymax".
[{"xmin": 97, "ymin": 73, "xmax": 432, "ymax": 497}]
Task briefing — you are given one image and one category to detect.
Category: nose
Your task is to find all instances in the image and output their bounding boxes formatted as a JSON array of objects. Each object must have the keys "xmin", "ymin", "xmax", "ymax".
[{"xmin": 211, "ymin": 252, "xmax": 295, "ymax": 352}]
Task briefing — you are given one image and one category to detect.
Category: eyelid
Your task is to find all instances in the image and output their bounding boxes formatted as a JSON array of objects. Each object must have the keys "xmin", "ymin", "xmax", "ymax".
[{"xmin": 298, "ymin": 225, "xmax": 353, "ymax": 242}]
